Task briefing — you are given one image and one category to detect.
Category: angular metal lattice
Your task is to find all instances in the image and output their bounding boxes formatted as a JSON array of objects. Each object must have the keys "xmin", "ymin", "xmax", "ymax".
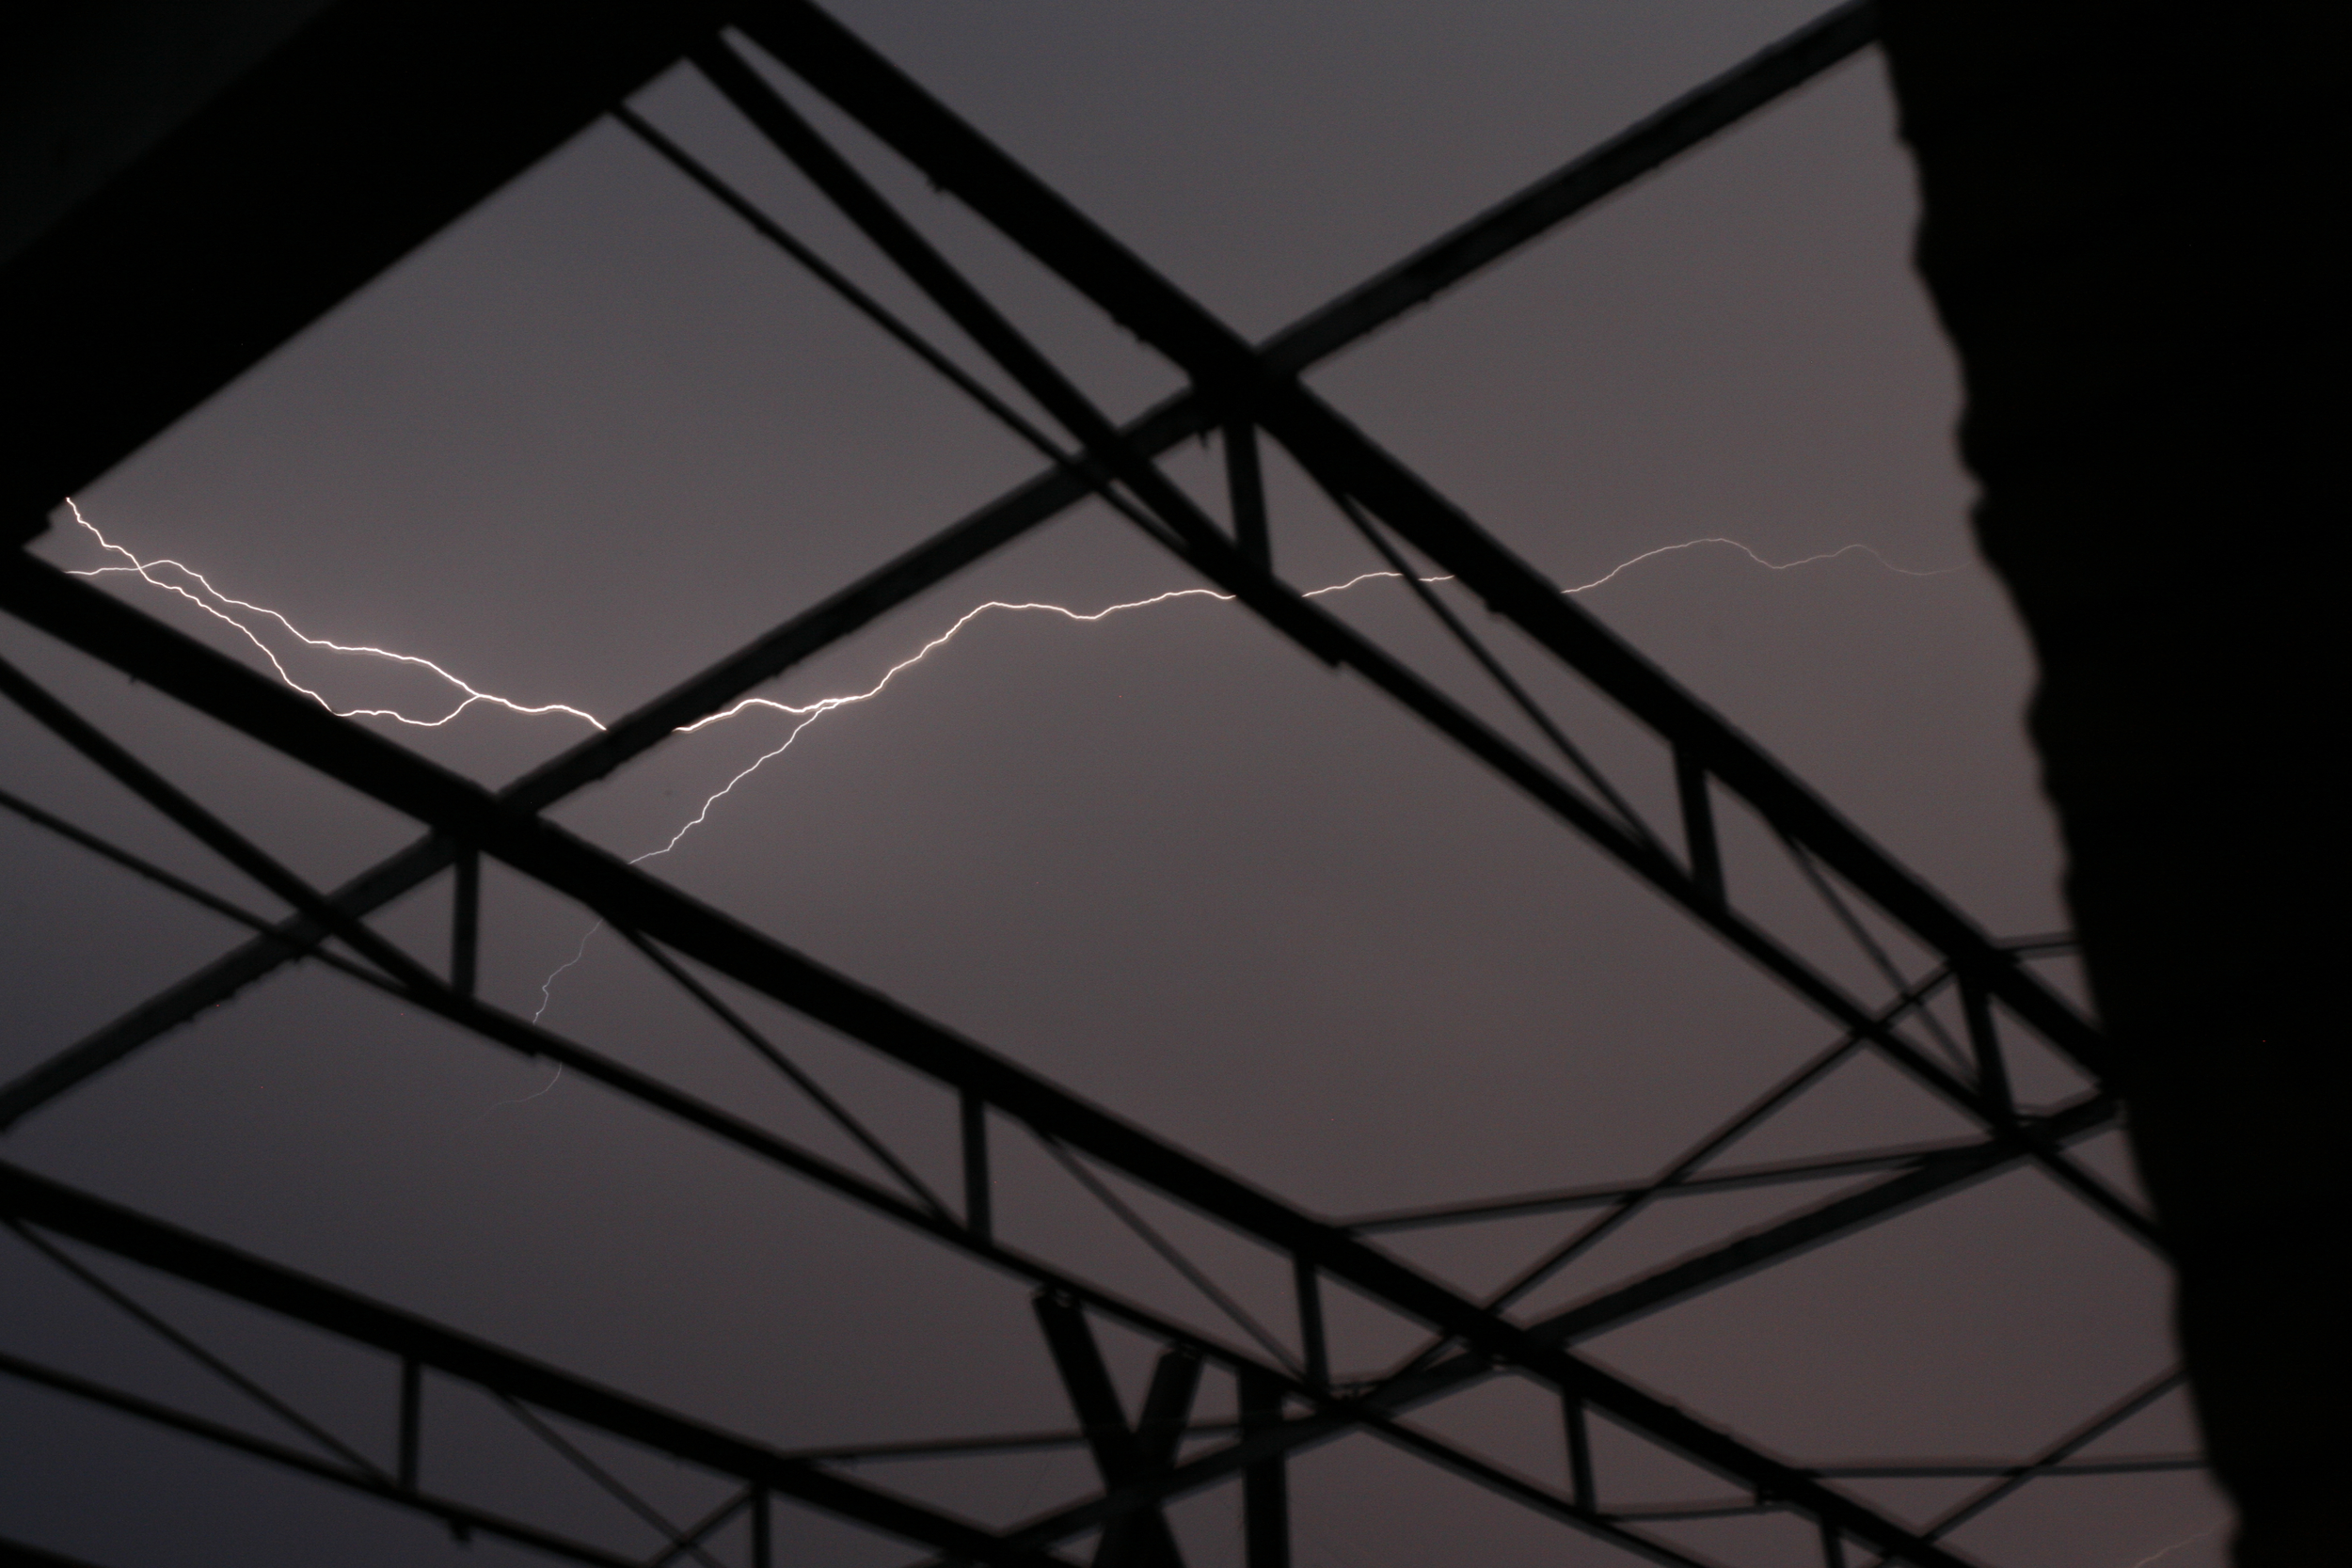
[{"xmin": 0, "ymin": 5, "xmax": 2201, "ymax": 1566}]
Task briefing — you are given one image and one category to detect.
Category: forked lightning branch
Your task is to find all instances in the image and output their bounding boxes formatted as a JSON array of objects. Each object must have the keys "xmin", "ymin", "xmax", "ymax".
[{"xmin": 55, "ymin": 499, "xmax": 1948, "ymax": 1022}]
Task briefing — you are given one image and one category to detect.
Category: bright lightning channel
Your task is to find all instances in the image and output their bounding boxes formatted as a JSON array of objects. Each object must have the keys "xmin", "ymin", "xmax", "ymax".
[
  {"xmin": 628, "ymin": 541, "xmax": 1947, "ymax": 863},
  {"xmin": 55, "ymin": 503, "xmax": 1948, "ymax": 1036},
  {"xmin": 63, "ymin": 500, "xmax": 604, "ymax": 731}
]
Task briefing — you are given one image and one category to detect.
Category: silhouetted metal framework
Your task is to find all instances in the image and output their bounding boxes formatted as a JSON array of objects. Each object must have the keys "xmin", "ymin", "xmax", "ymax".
[{"xmin": 0, "ymin": 4, "xmax": 2199, "ymax": 1565}]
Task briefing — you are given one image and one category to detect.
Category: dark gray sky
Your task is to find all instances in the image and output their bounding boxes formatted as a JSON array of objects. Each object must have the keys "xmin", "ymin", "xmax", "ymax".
[{"xmin": 1, "ymin": 4, "xmax": 2218, "ymax": 1565}]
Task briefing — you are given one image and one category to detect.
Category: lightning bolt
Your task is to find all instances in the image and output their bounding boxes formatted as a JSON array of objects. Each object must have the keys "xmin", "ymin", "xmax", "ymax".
[
  {"xmin": 48, "ymin": 501, "xmax": 1950, "ymax": 1044},
  {"xmin": 636, "ymin": 545, "xmax": 1949, "ymax": 861},
  {"xmin": 61, "ymin": 500, "xmax": 605, "ymax": 731}
]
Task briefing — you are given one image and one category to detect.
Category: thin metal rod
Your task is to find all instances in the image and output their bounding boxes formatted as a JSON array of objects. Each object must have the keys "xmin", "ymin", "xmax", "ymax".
[
  {"xmin": 1321, "ymin": 482, "xmax": 1661, "ymax": 851},
  {"xmin": 1476, "ymin": 1025, "xmax": 1875, "ymax": 1318},
  {"xmin": 611, "ymin": 103, "xmax": 1179, "ymax": 554},
  {"xmin": 1037, "ymin": 1133, "xmax": 1299, "ymax": 1374},
  {"xmin": 784, "ymin": 1419, "xmax": 1251, "ymax": 1465},
  {"xmin": 645, "ymin": 1489, "xmax": 757, "ymax": 1568},
  {"xmin": 1516, "ymin": 1093, "xmax": 2115, "ymax": 1353},
  {"xmin": 1774, "ymin": 830, "xmax": 1966, "ymax": 1069},
  {"xmin": 1348, "ymin": 1413, "xmax": 1716, "ymax": 1568},
  {"xmin": 497, "ymin": 1396, "xmax": 728, "ymax": 1568},
  {"xmin": 6, "ymin": 1218, "xmax": 384, "ymax": 1479},
  {"xmin": 1470, "ymin": 959, "xmax": 1973, "ymax": 1320},
  {"xmin": 1345, "ymin": 1129, "xmax": 1993, "ymax": 1233},
  {"xmin": 1897, "ymin": 1369, "xmax": 2189, "ymax": 1553},
  {"xmin": 1609, "ymin": 1500, "xmax": 1779, "ymax": 1523},
  {"xmin": 1775, "ymin": 859, "xmax": 2130, "ymax": 1255},
  {"xmin": 1383, "ymin": 973, "xmax": 1955, "ymax": 1386},
  {"xmin": 611, "ymin": 922, "xmax": 952, "ymax": 1221},
  {"xmin": 1815, "ymin": 1455, "xmax": 2203, "ymax": 1480},
  {"xmin": 0, "ymin": 783, "xmax": 325, "ymax": 950},
  {"xmin": 0, "ymin": 649, "xmax": 440, "ymax": 997}
]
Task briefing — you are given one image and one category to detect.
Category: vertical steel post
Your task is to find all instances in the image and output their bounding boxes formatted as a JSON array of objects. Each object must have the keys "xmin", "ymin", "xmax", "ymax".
[
  {"xmin": 450, "ymin": 847, "xmax": 479, "ymax": 999},
  {"xmin": 1292, "ymin": 1257, "xmax": 1327, "ymax": 1389},
  {"xmin": 1962, "ymin": 981, "xmax": 2013, "ymax": 1118},
  {"xmin": 1224, "ymin": 420, "xmax": 1270, "ymax": 570},
  {"xmin": 396, "ymin": 1355, "xmax": 421, "ymax": 1492},
  {"xmin": 1239, "ymin": 1369, "xmax": 1289, "ymax": 1568},
  {"xmin": 961, "ymin": 1088, "xmax": 991, "ymax": 1242},
  {"xmin": 1676, "ymin": 747, "xmax": 1723, "ymax": 904},
  {"xmin": 1564, "ymin": 1394, "xmax": 1596, "ymax": 1513}
]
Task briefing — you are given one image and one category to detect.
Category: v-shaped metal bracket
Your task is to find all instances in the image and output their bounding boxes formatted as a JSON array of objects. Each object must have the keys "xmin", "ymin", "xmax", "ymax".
[{"xmin": 1034, "ymin": 1292, "xmax": 1204, "ymax": 1568}]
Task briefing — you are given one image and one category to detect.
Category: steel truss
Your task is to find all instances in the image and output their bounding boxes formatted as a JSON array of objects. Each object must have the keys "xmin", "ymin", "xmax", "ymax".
[{"xmin": 0, "ymin": 4, "xmax": 2196, "ymax": 1565}]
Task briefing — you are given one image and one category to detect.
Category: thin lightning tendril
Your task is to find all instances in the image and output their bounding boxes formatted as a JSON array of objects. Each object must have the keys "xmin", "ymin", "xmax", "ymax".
[
  {"xmin": 534, "ymin": 926, "xmax": 601, "ymax": 1024},
  {"xmin": 1559, "ymin": 536, "xmax": 1947, "ymax": 593},
  {"xmin": 53, "ymin": 501, "xmax": 1951, "ymax": 1045},
  {"xmin": 2125, "ymin": 1520, "xmax": 2224, "ymax": 1568}
]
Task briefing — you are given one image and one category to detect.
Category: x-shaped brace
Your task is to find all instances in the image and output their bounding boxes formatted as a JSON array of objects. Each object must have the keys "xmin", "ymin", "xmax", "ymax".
[{"xmin": 1033, "ymin": 1292, "xmax": 1202, "ymax": 1568}]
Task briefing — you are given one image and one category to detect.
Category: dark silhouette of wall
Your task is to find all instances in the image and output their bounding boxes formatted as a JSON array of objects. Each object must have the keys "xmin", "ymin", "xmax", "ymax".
[{"xmin": 1879, "ymin": 6, "xmax": 2344, "ymax": 1563}]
